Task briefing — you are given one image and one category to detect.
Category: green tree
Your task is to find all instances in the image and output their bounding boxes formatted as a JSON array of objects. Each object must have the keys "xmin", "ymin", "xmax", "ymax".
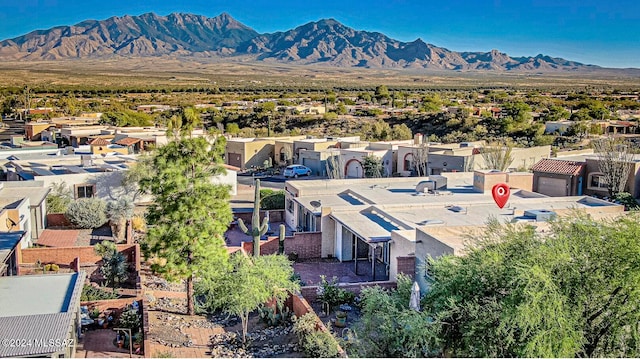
[
  {"xmin": 65, "ymin": 198, "xmax": 107, "ymax": 229},
  {"xmin": 167, "ymin": 107, "xmax": 202, "ymax": 138},
  {"xmin": 260, "ymin": 189, "xmax": 285, "ymax": 210},
  {"xmin": 420, "ymin": 93, "xmax": 443, "ymax": 113},
  {"xmin": 225, "ymin": 122, "xmax": 240, "ymax": 135},
  {"xmin": 362, "ymin": 120, "xmax": 392, "ymax": 141},
  {"xmin": 502, "ymin": 100, "xmax": 532, "ymax": 123},
  {"xmin": 375, "ymin": 85, "xmax": 390, "ymax": 104},
  {"xmin": 196, "ymin": 254, "xmax": 300, "ymax": 344},
  {"xmin": 362, "ymin": 155, "xmax": 384, "ymax": 178},
  {"xmin": 391, "ymin": 123, "xmax": 413, "ymax": 140},
  {"xmin": 335, "ymin": 102, "xmax": 348, "ymax": 115},
  {"xmin": 543, "ymin": 105, "xmax": 570, "ymax": 122},
  {"xmin": 425, "ymin": 214, "xmax": 640, "ymax": 357},
  {"xmin": 347, "ymin": 275, "xmax": 437, "ymax": 357},
  {"xmin": 46, "ymin": 182, "xmax": 73, "ymax": 214},
  {"xmin": 94, "ymin": 241, "xmax": 129, "ymax": 292},
  {"xmin": 140, "ymin": 136, "xmax": 232, "ymax": 315}
]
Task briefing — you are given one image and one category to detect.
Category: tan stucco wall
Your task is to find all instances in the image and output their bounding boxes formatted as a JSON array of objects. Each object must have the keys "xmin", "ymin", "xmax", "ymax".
[
  {"xmin": 507, "ymin": 172, "xmax": 534, "ymax": 191},
  {"xmin": 321, "ymin": 207, "xmax": 335, "ymax": 258},
  {"xmin": 226, "ymin": 140, "xmax": 275, "ymax": 169},
  {"xmin": 90, "ymin": 145, "xmax": 129, "ymax": 155},
  {"xmin": 388, "ymin": 230, "xmax": 416, "ymax": 282}
]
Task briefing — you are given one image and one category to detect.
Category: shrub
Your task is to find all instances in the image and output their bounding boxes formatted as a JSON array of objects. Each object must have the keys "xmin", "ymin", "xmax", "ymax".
[
  {"xmin": 614, "ymin": 192, "xmax": 640, "ymax": 210},
  {"xmin": 80, "ymin": 285, "xmax": 119, "ymax": 301},
  {"xmin": 44, "ymin": 263, "xmax": 59, "ymax": 272},
  {"xmin": 65, "ymin": 198, "xmax": 107, "ymax": 229},
  {"xmin": 118, "ymin": 308, "xmax": 141, "ymax": 331},
  {"xmin": 293, "ymin": 313, "xmax": 340, "ymax": 358},
  {"xmin": 131, "ymin": 215, "xmax": 146, "ymax": 232},
  {"xmin": 94, "ymin": 241, "xmax": 129, "ymax": 291},
  {"xmin": 154, "ymin": 351, "xmax": 175, "ymax": 358},
  {"xmin": 317, "ymin": 275, "xmax": 355, "ymax": 313},
  {"xmin": 46, "ymin": 182, "xmax": 73, "ymax": 214},
  {"xmin": 261, "ymin": 190, "xmax": 285, "ymax": 210}
]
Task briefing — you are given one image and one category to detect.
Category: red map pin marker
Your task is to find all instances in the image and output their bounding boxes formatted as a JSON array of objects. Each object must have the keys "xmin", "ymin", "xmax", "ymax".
[{"xmin": 492, "ymin": 183, "xmax": 510, "ymax": 209}]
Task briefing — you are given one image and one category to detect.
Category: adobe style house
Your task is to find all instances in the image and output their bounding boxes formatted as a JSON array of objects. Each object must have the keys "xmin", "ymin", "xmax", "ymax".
[
  {"xmin": 0, "ymin": 272, "xmax": 85, "ymax": 358},
  {"xmin": 396, "ymin": 138, "xmax": 550, "ymax": 176},
  {"xmin": 284, "ymin": 172, "xmax": 623, "ymax": 287},
  {"xmin": 226, "ymin": 138, "xmax": 276, "ymax": 170},
  {"xmin": 532, "ymin": 154, "xmax": 640, "ymax": 198},
  {"xmin": 531, "ymin": 158, "xmax": 586, "ymax": 196}
]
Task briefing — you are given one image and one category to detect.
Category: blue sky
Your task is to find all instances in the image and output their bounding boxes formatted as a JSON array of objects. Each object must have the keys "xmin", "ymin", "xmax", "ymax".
[{"xmin": 0, "ymin": 0, "xmax": 638, "ymax": 68}]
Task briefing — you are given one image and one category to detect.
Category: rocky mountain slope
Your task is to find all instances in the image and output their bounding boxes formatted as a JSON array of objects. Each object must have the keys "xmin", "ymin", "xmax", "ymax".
[{"xmin": 0, "ymin": 12, "xmax": 600, "ymax": 71}]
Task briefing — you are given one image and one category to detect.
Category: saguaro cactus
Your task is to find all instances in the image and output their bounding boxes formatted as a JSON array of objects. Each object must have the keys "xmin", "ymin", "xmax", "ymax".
[
  {"xmin": 237, "ymin": 179, "xmax": 269, "ymax": 257},
  {"xmin": 278, "ymin": 224, "xmax": 286, "ymax": 254}
]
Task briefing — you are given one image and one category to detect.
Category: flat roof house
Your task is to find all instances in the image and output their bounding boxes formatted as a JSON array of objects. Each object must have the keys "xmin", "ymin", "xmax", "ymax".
[
  {"xmin": 284, "ymin": 172, "xmax": 624, "ymax": 288},
  {"xmin": 0, "ymin": 271, "xmax": 85, "ymax": 358}
]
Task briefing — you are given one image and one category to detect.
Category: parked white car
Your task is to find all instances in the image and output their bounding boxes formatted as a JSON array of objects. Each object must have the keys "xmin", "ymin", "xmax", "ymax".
[{"xmin": 283, "ymin": 165, "xmax": 312, "ymax": 178}]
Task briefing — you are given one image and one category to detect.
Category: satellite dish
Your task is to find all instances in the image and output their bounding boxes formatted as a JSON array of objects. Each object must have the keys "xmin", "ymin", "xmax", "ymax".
[{"xmin": 310, "ymin": 200, "xmax": 322, "ymax": 210}]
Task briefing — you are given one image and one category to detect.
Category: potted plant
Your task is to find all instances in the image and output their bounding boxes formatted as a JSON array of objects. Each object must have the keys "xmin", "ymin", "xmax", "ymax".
[
  {"xmin": 133, "ymin": 333, "xmax": 143, "ymax": 350},
  {"xmin": 89, "ymin": 307, "xmax": 100, "ymax": 319},
  {"xmin": 335, "ymin": 310, "xmax": 347, "ymax": 328}
]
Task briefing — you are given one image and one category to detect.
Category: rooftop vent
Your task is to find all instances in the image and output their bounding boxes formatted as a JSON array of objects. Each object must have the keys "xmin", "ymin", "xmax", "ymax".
[
  {"xmin": 81, "ymin": 155, "xmax": 93, "ymax": 167},
  {"xmin": 523, "ymin": 209, "xmax": 557, "ymax": 222},
  {"xmin": 416, "ymin": 175, "xmax": 447, "ymax": 193}
]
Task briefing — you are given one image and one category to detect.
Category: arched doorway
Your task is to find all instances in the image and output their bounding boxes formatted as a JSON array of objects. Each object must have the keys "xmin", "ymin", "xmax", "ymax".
[{"xmin": 345, "ymin": 159, "xmax": 363, "ymax": 178}]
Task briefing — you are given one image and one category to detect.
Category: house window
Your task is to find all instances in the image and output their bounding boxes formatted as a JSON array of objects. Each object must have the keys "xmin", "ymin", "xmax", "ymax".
[
  {"xmin": 75, "ymin": 184, "xmax": 95, "ymax": 199},
  {"xmin": 588, "ymin": 173, "xmax": 608, "ymax": 190},
  {"xmin": 286, "ymin": 198, "xmax": 294, "ymax": 213}
]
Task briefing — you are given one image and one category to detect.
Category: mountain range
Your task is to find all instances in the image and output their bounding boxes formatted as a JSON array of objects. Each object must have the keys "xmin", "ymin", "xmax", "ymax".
[{"xmin": 0, "ymin": 12, "xmax": 600, "ymax": 72}]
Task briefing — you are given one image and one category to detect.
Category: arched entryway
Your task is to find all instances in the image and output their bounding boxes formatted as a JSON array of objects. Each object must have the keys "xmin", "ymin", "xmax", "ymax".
[{"xmin": 345, "ymin": 159, "xmax": 363, "ymax": 178}]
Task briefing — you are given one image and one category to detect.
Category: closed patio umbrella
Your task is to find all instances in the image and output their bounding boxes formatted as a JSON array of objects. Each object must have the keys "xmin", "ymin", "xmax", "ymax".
[{"xmin": 409, "ymin": 281, "xmax": 421, "ymax": 311}]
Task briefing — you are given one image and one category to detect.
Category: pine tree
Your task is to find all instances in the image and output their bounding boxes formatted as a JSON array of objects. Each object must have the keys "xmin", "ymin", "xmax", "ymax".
[{"xmin": 140, "ymin": 136, "xmax": 232, "ymax": 315}]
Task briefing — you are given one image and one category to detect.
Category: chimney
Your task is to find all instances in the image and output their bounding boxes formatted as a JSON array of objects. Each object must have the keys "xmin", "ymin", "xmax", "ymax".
[{"xmin": 414, "ymin": 133, "xmax": 423, "ymax": 145}]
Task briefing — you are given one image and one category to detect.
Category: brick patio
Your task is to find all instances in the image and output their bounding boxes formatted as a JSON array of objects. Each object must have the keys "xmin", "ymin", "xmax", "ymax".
[
  {"xmin": 293, "ymin": 259, "xmax": 376, "ymax": 286},
  {"xmin": 76, "ymin": 328, "xmax": 143, "ymax": 358}
]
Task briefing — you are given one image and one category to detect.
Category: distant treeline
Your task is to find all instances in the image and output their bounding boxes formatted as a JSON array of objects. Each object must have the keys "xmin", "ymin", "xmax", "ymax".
[{"xmin": 3, "ymin": 84, "xmax": 637, "ymax": 96}]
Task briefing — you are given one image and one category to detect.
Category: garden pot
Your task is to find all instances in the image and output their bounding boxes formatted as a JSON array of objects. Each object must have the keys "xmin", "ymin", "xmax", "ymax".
[
  {"xmin": 117, "ymin": 341, "xmax": 123, "ymax": 348},
  {"xmin": 335, "ymin": 313, "xmax": 347, "ymax": 328}
]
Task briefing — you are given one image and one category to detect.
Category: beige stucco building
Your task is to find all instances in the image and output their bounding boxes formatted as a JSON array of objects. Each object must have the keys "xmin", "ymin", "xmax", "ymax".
[{"xmin": 284, "ymin": 171, "xmax": 624, "ymax": 289}]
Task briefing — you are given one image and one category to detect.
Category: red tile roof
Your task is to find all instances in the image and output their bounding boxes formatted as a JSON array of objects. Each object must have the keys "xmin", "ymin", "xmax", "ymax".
[
  {"xmin": 222, "ymin": 164, "xmax": 241, "ymax": 172},
  {"xmin": 35, "ymin": 229, "xmax": 79, "ymax": 247},
  {"xmin": 531, "ymin": 158, "xmax": 585, "ymax": 176},
  {"xmin": 115, "ymin": 137, "xmax": 142, "ymax": 146},
  {"xmin": 89, "ymin": 138, "xmax": 110, "ymax": 146}
]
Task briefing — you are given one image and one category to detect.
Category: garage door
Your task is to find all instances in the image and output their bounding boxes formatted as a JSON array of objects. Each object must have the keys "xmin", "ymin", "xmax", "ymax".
[
  {"xmin": 538, "ymin": 177, "xmax": 567, "ymax": 197},
  {"xmin": 303, "ymin": 158, "xmax": 321, "ymax": 176},
  {"xmin": 228, "ymin": 152, "xmax": 242, "ymax": 168}
]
